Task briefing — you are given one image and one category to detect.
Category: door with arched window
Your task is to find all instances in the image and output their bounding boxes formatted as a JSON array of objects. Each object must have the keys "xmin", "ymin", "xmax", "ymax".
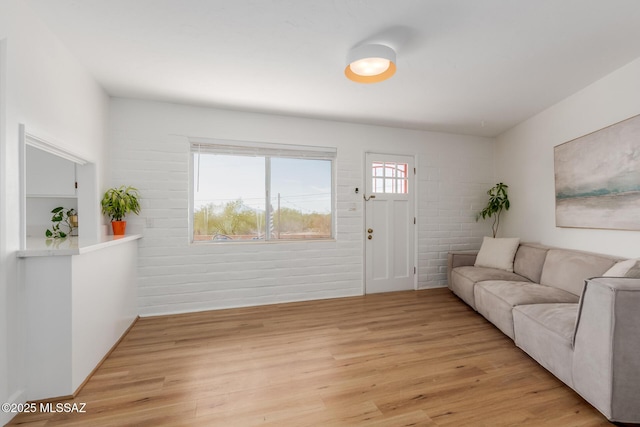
[{"xmin": 364, "ymin": 153, "xmax": 416, "ymax": 293}]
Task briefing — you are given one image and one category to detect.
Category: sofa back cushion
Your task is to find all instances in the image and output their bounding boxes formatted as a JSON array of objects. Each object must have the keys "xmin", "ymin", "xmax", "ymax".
[
  {"xmin": 513, "ymin": 243, "xmax": 550, "ymax": 283},
  {"xmin": 603, "ymin": 259, "xmax": 640, "ymax": 277},
  {"xmin": 540, "ymin": 249, "xmax": 619, "ymax": 296}
]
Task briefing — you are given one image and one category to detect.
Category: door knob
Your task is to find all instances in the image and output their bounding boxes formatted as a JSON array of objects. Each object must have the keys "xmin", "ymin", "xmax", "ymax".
[
  {"xmin": 367, "ymin": 228, "xmax": 373, "ymax": 233},
  {"xmin": 367, "ymin": 235, "xmax": 373, "ymax": 240}
]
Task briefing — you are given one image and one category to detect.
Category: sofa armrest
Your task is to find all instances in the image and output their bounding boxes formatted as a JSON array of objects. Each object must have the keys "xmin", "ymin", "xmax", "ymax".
[
  {"xmin": 447, "ymin": 251, "xmax": 478, "ymax": 287},
  {"xmin": 572, "ymin": 277, "xmax": 640, "ymax": 423}
]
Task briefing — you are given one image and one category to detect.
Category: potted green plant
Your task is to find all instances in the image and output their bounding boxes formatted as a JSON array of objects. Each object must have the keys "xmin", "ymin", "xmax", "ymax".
[
  {"xmin": 476, "ymin": 182, "xmax": 510, "ymax": 238},
  {"xmin": 45, "ymin": 206, "xmax": 77, "ymax": 238},
  {"xmin": 101, "ymin": 185, "xmax": 141, "ymax": 235}
]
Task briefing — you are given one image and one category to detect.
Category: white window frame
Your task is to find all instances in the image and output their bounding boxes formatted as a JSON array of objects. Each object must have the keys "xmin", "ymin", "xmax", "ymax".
[
  {"xmin": 188, "ymin": 137, "xmax": 337, "ymax": 243},
  {"xmin": 371, "ymin": 161, "xmax": 410, "ymax": 194}
]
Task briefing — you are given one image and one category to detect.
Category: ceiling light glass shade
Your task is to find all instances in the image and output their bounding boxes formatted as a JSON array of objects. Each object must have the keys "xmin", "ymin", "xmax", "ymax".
[{"xmin": 345, "ymin": 44, "xmax": 396, "ymax": 83}]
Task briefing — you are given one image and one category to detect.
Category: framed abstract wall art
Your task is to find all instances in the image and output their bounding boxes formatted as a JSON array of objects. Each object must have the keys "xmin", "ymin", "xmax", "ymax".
[{"xmin": 554, "ymin": 114, "xmax": 640, "ymax": 230}]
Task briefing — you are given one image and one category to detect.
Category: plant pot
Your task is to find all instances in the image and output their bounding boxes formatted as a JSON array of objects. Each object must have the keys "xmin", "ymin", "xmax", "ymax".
[{"xmin": 111, "ymin": 220, "xmax": 127, "ymax": 236}]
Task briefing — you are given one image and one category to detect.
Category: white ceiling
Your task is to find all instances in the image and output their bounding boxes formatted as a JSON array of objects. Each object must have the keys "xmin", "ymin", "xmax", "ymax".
[{"xmin": 28, "ymin": 0, "xmax": 640, "ymax": 137}]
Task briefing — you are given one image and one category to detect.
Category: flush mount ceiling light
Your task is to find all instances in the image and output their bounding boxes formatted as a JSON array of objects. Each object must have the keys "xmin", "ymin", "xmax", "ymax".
[{"xmin": 345, "ymin": 44, "xmax": 396, "ymax": 84}]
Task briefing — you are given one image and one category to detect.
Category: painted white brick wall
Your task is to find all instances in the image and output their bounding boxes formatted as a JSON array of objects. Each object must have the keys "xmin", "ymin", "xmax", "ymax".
[{"xmin": 109, "ymin": 99, "xmax": 495, "ymax": 316}]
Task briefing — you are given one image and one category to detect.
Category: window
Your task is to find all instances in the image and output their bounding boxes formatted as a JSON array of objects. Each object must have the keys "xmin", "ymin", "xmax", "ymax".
[
  {"xmin": 190, "ymin": 139, "xmax": 335, "ymax": 242},
  {"xmin": 372, "ymin": 162, "xmax": 408, "ymax": 194}
]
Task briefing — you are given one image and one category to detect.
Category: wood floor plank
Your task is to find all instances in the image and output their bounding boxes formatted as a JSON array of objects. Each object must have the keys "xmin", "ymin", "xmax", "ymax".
[{"xmin": 7, "ymin": 288, "xmax": 615, "ymax": 426}]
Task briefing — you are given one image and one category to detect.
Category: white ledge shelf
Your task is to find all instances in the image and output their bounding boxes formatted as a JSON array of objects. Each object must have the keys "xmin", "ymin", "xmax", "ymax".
[{"xmin": 17, "ymin": 234, "xmax": 142, "ymax": 257}]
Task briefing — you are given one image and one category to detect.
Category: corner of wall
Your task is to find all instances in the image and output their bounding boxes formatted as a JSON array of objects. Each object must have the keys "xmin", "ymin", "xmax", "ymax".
[
  {"xmin": 494, "ymin": 56, "xmax": 640, "ymax": 257},
  {"xmin": 0, "ymin": 36, "xmax": 14, "ymax": 425}
]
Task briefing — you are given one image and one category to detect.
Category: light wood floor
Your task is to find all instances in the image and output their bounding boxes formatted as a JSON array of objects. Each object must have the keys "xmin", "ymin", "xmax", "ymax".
[{"xmin": 8, "ymin": 288, "xmax": 614, "ymax": 426}]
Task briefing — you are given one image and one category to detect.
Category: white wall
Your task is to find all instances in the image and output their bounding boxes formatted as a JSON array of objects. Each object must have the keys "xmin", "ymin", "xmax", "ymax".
[
  {"xmin": 21, "ymin": 239, "xmax": 138, "ymax": 400},
  {"xmin": 0, "ymin": 13, "xmax": 9, "ymax": 427},
  {"xmin": 109, "ymin": 99, "xmax": 495, "ymax": 316},
  {"xmin": 0, "ymin": 1, "xmax": 109, "ymax": 423},
  {"xmin": 71, "ymin": 241, "xmax": 138, "ymax": 392},
  {"xmin": 21, "ymin": 239, "xmax": 138, "ymax": 401},
  {"xmin": 496, "ymin": 57, "xmax": 640, "ymax": 258}
]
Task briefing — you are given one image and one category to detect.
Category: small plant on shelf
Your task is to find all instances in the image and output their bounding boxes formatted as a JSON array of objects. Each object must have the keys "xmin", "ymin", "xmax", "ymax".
[
  {"xmin": 45, "ymin": 207, "xmax": 77, "ymax": 238},
  {"xmin": 101, "ymin": 185, "xmax": 141, "ymax": 235}
]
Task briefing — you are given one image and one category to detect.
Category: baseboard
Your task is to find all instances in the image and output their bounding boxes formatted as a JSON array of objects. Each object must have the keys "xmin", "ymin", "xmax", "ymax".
[{"xmin": 27, "ymin": 394, "xmax": 74, "ymax": 404}]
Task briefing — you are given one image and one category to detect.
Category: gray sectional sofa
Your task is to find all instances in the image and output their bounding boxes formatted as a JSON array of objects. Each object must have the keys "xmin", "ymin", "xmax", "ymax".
[{"xmin": 447, "ymin": 242, "xmax": 640, "ymax": 424}]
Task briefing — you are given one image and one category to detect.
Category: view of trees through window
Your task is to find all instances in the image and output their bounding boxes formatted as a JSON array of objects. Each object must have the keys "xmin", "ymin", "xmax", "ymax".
[{"xmin": 192, "ymin": 153, "xmax": 332, "ymax": 241}]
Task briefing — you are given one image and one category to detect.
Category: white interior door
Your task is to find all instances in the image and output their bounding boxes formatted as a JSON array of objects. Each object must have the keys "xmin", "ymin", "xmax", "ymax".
[{"xmin": 364, "ymin": 153, "xmax": 415, "ymax": 294}]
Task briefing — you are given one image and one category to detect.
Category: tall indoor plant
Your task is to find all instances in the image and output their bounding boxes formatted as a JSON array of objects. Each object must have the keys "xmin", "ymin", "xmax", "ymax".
[
  {"xmin": 101, "ymin": 185, "xmax": 141, "ymax": 235},
  {"xmin": 476, "ymin": 182, "xmax": 510, "ymax": 238}
]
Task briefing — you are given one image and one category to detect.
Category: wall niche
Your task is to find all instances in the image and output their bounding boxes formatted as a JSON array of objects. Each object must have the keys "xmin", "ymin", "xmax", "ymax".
[{"xmin": 20, "ymin": 125, "xmax": 99, "ymax": 248}]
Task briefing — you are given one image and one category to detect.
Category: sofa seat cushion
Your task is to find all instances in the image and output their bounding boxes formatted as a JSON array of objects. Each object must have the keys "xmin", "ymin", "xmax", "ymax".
[
  {"xmin": 474, "ymin": 280, "xmax": 579, "ymax": 339},
  {"xmin": 450, "ymin": 267, "xmax": 529, "ymax": 310},
  {"xmin": 513, "ymin": 303, "xmax": 578, "ymax": 387}
]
